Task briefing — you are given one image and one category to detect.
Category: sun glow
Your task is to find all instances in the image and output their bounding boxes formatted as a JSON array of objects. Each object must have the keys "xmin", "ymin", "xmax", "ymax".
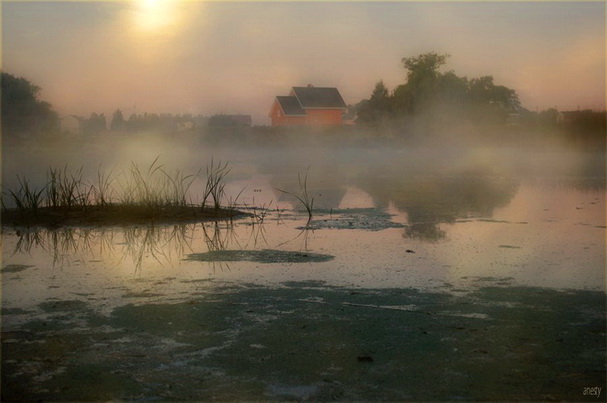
[{"xmin": 133, "ymin": 0, "xmax": 180, "ymax": 34}]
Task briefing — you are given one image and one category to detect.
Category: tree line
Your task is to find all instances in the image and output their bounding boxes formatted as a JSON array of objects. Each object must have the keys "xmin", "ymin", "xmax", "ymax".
[{"xmin": 354, "ymin": 52, "xmax": 521, "ymax": 128}]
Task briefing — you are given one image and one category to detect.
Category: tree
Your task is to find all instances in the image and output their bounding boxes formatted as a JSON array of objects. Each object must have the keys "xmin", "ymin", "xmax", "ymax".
[
  {"xmin": 402, "ymin": 52, "xmax": 450, "ymax": 83},
  {"xmin": 393, "ymin": 52, "xmax": 450, "ymax": 113},
  {"xmin": 83, "ymin": 112, "xmax": 107, "ymax": 134},
  {"xmin": 356, "ymin": 81, "xmax": 393, "ymax": 126},
  {"xmin": 1, "ymin": 72, "xmax": 58, "ymax": 139},
  {"xmin": 110, "ymin": 109, "xmax": 125, "ymax": 132}
]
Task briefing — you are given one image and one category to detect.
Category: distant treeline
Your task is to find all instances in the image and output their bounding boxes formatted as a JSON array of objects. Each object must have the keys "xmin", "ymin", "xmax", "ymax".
[
  {"xmin": 353, "ymin": 52, "xmax": 521, "ymax": 128},
  {"xmin": 350, "ymin": 52, "xmax": 605, "ymax": 146},
  {"xmin": 2, "ymin": 64, "xmax": 604, "ymax": 148}
]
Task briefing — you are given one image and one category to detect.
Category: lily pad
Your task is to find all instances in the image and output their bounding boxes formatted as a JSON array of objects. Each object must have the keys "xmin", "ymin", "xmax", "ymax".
[
  {"xmin": 185, "ymin": 249, "xmax": 334, "ymax": 263},
  {"xmin": 2, "ymin": 264, "xmax": 34, "ymax": 273}
]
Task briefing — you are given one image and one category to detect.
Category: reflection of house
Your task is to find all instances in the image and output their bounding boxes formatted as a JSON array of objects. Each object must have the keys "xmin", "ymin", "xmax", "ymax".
[
  {"xmin": 269, "ymin": 85, "xmax": 347, "ymax": 127},
  {"xmin": 60, "ymin": 115, "xmax": 84, "ymax": 134}
]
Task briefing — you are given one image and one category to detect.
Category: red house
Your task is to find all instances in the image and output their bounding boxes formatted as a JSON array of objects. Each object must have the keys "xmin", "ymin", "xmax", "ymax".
[{"xmin": 269, "ymin": 85, "xmax": 347, "ymax": 127}]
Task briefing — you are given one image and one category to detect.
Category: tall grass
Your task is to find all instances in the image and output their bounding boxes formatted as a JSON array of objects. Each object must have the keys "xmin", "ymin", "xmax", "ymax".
[
  {"xmin": 8, "ymin": 175, "xmax": 45, "ymax": 213},
  {"xmin": 2, "ymin": 156, "xmax": 238, "ymax": 220},
  {"xmin": 277, "ymin": 166, "xmax": 315, "ymax": 223},
  {"xmin": 202, "ymin": 159, "xmax": 231, "ymax": 212}
]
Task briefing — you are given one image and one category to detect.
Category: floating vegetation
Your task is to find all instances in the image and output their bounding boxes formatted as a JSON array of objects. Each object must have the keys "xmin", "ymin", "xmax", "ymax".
[
  {"xmin": 1, "ymin": 264, "xmax": 35, "ymax": 273},
  {"xmin": 301, "ymin": 209, "xmax": 405, "ymax": 232},
  {"xmin": 185, "ymin": 249, "xmax": 334, "ymax": 264}
]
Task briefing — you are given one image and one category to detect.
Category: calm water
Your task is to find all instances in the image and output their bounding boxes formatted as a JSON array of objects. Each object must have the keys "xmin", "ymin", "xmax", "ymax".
[
  {"xmin": 2, "ymin": 136, "xmax": 605, "ymax": 400},
  {"xmin": 2, "ymin": 136, "xmax": 605, "ymax": 311}
]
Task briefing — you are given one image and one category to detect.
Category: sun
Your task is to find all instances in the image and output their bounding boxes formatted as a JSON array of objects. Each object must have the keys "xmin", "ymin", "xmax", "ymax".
[{"xmin": 133, "ymin": 0, "xmax": 179, "ymax": 34}]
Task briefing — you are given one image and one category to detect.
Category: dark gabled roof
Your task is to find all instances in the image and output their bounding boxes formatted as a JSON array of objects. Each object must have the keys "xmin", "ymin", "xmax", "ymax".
[
  {"xmin": 276, "ymin": 96, "xmax": 307, "ymax": 116},
  {"xmin": 291, "ymin": 87, "xmax": 347, "ymax": 109}
]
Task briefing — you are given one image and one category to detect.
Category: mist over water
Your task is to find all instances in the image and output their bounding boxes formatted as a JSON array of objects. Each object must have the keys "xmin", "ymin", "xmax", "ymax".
[
  {"xmin": 2, "ymin": 127, "xmax": 604, "ymax": 208},
  {"xmin": 2, "ymin": 127, "xmax": 605, "ymax": 401}
]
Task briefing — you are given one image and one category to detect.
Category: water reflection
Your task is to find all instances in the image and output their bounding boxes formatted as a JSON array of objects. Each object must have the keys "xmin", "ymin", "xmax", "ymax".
[
  {"xmin": 10, "ymin": 224, "xmax": 218, "ymax": 274},
  {"xmin": 7, "ymin": 217, "xmax": 310, "ymax": 275}
]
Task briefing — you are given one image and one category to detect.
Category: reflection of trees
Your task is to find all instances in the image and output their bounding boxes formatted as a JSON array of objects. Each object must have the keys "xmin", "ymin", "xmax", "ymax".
[{"xmin": 356, "ymin": 170, "xmax": 520, "ymax": 241}]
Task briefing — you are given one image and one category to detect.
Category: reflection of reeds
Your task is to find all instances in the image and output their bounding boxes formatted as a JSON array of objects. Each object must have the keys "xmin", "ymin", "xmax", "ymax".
[
  {"xmin": 277, "ymin": 226, "xmax": 313, "ymax": 252},
  {"xmin": 10, "ymin": 224, "xmax": 197, "ymax": 274},
  {"xmin": 200, "ymin": 221, "xmax": 231, "ymax": 252}
]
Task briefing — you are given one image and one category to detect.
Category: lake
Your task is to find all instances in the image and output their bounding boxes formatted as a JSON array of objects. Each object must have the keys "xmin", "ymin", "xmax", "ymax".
[{"xmin": 2, "ymin": 134, "xmax": 605, "ymax": 400}]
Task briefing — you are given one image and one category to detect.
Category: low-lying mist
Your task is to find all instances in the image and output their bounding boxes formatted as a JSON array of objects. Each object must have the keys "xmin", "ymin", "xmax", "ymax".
[{"xmin": 2, "ymin": 124, "xmax": 605, "ymax": 214}]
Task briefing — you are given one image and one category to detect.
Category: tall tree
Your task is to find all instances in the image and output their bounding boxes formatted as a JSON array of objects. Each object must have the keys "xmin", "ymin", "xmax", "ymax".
[
  {"xmin": 110, "ymin": 109, "xmax": 125, "ymax": 132},
  {"xmin": 393, "ymin": 52, "xmax": 450, "ymax": 113},
  {"xmin": 1, "ymin": 72, "xmax": 58, "ymax": 139},
  {"xmin": 356, "ymin": 80, "xmax": 393, "ymax": 126}
]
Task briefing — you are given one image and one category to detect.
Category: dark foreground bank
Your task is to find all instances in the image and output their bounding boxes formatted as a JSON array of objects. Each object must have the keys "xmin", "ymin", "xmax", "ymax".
[{"xmin": 2, "ymin": 281, "xmax": 605, "ymax": 401}]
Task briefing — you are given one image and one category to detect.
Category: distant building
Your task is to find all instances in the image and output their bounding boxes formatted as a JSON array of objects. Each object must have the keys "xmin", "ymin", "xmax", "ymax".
[
  {"xmin": 228, "ymin": 114, "xmax": 253, "ymax": 127},
  {"xmin": 269, "ymin": 85, "xmax": 347, "ymax": 127},
  {"xmin": 60, "ymin": 115, "xmax": 84, "ymax": 134},
  {"xmin": 208, "ymin": 114, "xmax": 253, "ymax": 128}
]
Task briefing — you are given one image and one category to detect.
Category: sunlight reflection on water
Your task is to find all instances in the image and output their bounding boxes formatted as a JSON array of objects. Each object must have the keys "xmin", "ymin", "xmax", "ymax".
[{"xmin": 2, "ymin": 177, "xmax": 605, "ymax": 317}]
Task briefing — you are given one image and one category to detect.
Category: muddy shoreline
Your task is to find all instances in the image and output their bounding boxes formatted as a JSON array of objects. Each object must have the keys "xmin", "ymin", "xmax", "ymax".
[
  {"xmin": 2, "ymin": 280, "xmax": 605, "ymax": 401},
  {"xmin": 1, "ymin": 205, "xmax": 247, "ymax": 229}
]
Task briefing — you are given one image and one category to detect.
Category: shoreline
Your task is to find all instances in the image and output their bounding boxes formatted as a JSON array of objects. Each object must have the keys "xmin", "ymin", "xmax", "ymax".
[{"xmin": 1, "ymin": 205, "xmax": 247, "ymax": 229}]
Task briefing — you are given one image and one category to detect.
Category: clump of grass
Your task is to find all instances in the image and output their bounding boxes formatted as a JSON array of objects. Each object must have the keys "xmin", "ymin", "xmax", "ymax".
[
  {"xmin": 277, "ymin": 166, "xmax": 314, "ymax": 223},
  {"xmin": 2, "ymin": 156, "xmax": 241, "ymax": 227},
  {"xmin": 45, "ymin": 165, "xmax": 91, "ymax": 211},
  {"xmin": 92, "ymin": 166, "xmax": 114, "ymax": 208},
  {"xmin": 202, "ymin": 159, "xmax": 231, "ymax": 212},
  {"xmin": 8, "ymin": 175, "xmax": 45, "ymax": 213},
  {"xmin": 162, "ymin": 167, "xmax": 198, "ymax": 208}
]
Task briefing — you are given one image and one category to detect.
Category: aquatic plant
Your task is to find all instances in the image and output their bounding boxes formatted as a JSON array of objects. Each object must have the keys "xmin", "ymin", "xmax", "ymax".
[
  {"xmin": 8, "ymin": 175, "xmax": 45, "ymax": 213},
  {"xmin": 92, "ymin": 166, "xmax": 114, "ymax": 208},
  {"xmin": 202, "ymin": 159, "xmax": 231, "ymax": 212},
  {"xmin": 161, "ymin": 167, "xmax": 198, "ymax": 207},
  {"xmin": 2, "ymin": 156, "xmax": 241, "ymax": 227},
  {"xmin": 277, "ymin": 166, "xmax": 314, "ymax": 223}
]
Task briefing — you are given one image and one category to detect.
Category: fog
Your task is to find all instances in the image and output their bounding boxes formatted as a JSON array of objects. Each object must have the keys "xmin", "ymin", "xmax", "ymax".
[{"xmin": 3, "ymin": 125, "xmax": 604, "ymax": 221}]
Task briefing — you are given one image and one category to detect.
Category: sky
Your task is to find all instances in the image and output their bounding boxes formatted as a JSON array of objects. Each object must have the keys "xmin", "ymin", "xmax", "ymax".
[{"xmin": 2, "ymin": 1, "xmax": 605, "ymax": 125}]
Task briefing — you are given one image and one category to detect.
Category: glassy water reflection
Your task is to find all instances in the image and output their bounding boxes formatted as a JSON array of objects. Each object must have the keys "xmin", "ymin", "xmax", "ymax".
[{"xmin": 3, "ymin": 175, "xmax": 604, "ymax": 315}]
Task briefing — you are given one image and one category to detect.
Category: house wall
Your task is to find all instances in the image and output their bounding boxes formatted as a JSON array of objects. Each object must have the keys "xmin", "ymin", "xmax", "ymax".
[
  {"xmin": 271, "ymin": 114, "xmax": 307, "ymax": 126},
  {"xmin": 269, "ymin": 101, "xmax": 306, "ymax": 126},
  {"xmin": 305, "ymin": 109, "xmax": 343, "ymax": 126}
]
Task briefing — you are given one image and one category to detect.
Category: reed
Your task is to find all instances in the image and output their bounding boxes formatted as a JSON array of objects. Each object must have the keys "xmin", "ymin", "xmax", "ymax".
[
  {"xmin": 277, "ymin": 166, "xmax": 314, "ymax": 223},
  {"xmin": 202, "ymin": 159, "xmax": 231, "ymax": 212},
  {"xmin": 8, "ymin": 175, "xmax": 45, "ymax": 213},
  {"xmin": 2, "ymin": 156, "xmax": 240, "ymax": 226},
  {"xmin": 92, "ymin": 166, "xmax": 114, "ymax": 207}
]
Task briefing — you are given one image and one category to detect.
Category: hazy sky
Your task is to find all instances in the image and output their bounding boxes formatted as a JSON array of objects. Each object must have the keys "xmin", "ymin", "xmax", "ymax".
[{"xmin": 2, "ymin": 1, "xmax": 605, "ymax": 124}]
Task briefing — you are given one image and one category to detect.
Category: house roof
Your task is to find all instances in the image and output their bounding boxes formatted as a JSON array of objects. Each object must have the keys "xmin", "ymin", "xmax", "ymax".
[
  {"xmin": 276, "ymin": 96, "xmax": 307, "ymax": 116},
  {"xmin": 291, "ymin": 87, "xmax": 347, "ymax": 109}
]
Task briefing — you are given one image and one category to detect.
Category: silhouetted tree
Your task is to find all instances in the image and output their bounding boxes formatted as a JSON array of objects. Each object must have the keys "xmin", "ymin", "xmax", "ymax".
[
  {"xmin": 355, "ymin": 52, "xmax": 522, "ymax": 131},
  {"xmin": 1, "ymin": 72, "xmax": 59, "ymax": 140},
  {"xmin": 356, "ymin": 81, "xmax": 393, "ymax": 126},
  {"xmin": 393, "ymin": 52, "xmax": 450, "ymax": 113},
  {"xmin": 110, "ymin": 109, "xmax": 125, "ymax": 132},
  {"xmin": 83, "ymin": 112, "xmax": 107, "ymax": 134}
]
